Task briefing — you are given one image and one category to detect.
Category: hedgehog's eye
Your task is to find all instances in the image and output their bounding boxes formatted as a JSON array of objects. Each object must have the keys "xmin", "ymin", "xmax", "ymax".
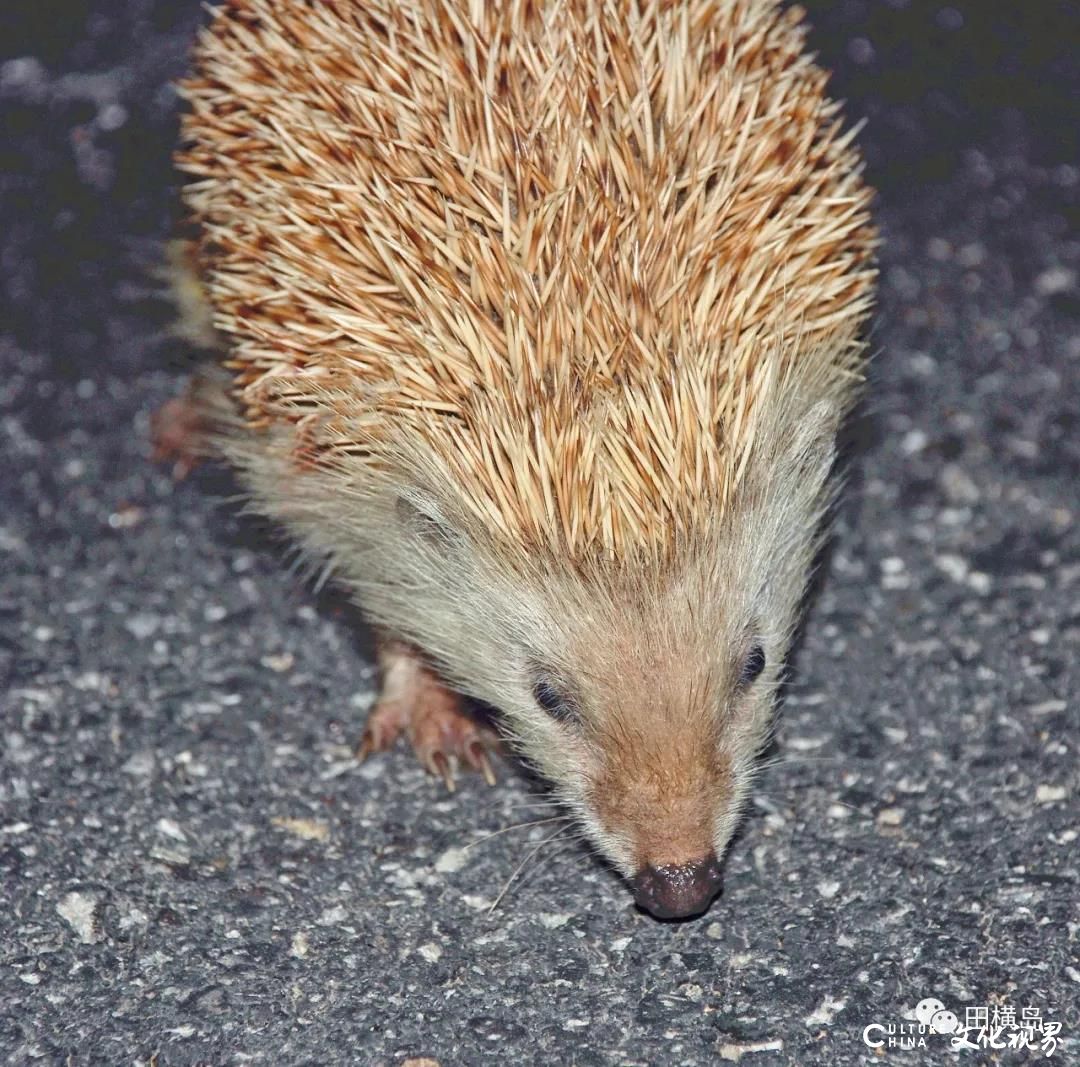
[
  {"xmin": 738, "ymin": 644, "xmax": 766, "ymax": 687},
  {"xmin": 531, "ymin": 670, "xmax": 579, "ymax": 725}
]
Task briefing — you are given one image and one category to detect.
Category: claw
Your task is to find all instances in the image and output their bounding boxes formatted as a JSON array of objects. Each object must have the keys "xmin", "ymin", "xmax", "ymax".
[
  {"xmin": 466, "ymin": 739, "xmax": 497, "ymax": 786},
  {"xmin": 429, "ymin": 750, "xmax": 456, "ymax": 792},
  {"xmin": 356, "ymin": 730, "xmax": 376, "ymax": 762}
]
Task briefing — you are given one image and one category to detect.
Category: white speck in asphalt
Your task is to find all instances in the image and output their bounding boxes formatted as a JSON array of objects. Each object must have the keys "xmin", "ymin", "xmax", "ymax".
[
  {"xmin": 1035, "ymin": 784, "xmax": 1067, "ymax": 804},
  {"xmin": 56, "ymin": 891, "xmax": 98, "ymax": 944},
  {"xmin": 804, "ymin": 996, "xmax": 847, "ymax": 1027},
  {"xmin": 435, "ymin": 846, "xmax": 469, "ymax": 873},
  {"xmin": 538, "ymin": 912, "xmax": 573, "ymax": 929}
]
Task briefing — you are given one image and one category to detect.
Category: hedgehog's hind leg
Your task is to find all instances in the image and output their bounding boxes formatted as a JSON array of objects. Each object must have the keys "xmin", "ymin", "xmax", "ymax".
[
  {"xmin": 151, "ymin": 374, "xmax": 213, "ymax": 480},
  {"xmin": 150, "ymin": 237, "xmax": 234, "ymax": 479},
  {"xmin": 151, "ymin": 364, "xmax": 235, "ymax": 479},
  {"xmin": 358, "ymin": 638, "xmax": 499, "ymax": 792}
]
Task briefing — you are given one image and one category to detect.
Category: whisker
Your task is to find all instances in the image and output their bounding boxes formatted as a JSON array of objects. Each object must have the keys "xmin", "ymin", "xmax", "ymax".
[
  {"xmin": 512, "ymin": 834, "xmax": 588, "ymax": 891},
  {"xmin": 825, "ymin": 798, "xmax": 870, "ymax": 815},
  {"xmin": 498, "ymin": 794, "xmax": 563, "ymax": 809},
  {"xmin": 464, "ymin": 814, "xmax": 572, "ymax": 850},
  {"xmin": 752, "ymin": 790, "xmax": 872, "ymax": 820},
  {"xmin": 757, "ymin": 753, "xmax": 846, "ymax": 770},
  {"xmin": 488, "ymin": 824, "xmax": 576, "ymax": 914}
]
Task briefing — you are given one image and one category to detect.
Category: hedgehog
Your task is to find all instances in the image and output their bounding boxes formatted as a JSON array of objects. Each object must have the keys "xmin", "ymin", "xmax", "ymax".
[{"xmin": 171, "ymin": 0, "xmax": 876, "ymax": 919}]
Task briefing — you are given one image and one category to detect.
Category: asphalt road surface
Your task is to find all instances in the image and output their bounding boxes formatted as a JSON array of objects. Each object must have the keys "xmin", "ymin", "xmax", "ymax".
[{"xmin": 1, "ymin": 1, "xmax": 1077, "ymax": 1064}]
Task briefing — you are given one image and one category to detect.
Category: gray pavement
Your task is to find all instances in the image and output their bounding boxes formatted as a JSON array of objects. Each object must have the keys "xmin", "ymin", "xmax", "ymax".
[{"xmin": 1, "ymin": 1, "xmax": 1077, "ymax": 1064}]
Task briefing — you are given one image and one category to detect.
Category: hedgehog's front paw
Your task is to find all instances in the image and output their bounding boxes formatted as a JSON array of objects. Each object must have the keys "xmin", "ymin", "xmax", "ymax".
[{"xmin": 357, "ymin": 641, "xmax": 499, "ymax": 791}]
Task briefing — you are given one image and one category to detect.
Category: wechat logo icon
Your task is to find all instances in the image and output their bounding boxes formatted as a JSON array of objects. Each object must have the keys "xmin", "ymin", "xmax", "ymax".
[{"xmin": 916, "ymin": 998, "xmax": 961, "ymax": 1035}]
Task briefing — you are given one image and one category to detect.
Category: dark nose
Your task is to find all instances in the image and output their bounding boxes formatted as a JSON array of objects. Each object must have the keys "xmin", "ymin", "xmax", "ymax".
[{"xmin": 631, "ymin": 855, "xmax": 723, "ymax": 919}]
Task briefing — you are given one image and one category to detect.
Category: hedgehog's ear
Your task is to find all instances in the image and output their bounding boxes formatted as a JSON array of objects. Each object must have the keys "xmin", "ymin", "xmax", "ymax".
[
  {"xmin": 395, "ymin": 491, "xmax": 462, "ymax": 554},
  {"xmin": 785, "ymin": 399, "xmax": 840, "ymax": 483}
]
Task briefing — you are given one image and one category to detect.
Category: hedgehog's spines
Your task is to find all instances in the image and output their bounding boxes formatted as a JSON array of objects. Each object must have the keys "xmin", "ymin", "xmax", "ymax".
[{"xmin": 179, "ymin": 0, "xmax": 876, "ymax": 567}]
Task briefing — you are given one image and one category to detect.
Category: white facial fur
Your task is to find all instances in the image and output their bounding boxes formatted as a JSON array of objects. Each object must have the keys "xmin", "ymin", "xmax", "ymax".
[{"xmin": 215, "ymin": 375, "xmax": 843, "ymax": 879}]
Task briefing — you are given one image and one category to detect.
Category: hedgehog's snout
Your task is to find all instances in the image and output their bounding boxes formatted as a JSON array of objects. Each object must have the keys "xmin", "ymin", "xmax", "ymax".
[{"xmin": 631, "ymin": 854, "xmax": 723, "ymax": 919}]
